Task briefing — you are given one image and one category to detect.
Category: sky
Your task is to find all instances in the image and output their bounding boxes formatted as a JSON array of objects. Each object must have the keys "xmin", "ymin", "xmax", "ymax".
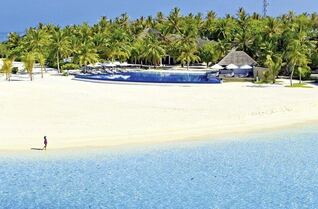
[{"xmin": 1, "ymin": 0, "xmax": 318, "ymax": 32}]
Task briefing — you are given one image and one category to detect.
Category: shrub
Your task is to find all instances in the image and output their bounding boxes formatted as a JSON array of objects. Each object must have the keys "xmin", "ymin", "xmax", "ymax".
[
  {"xmin": 294, "ymin": 67, "xmax": 311, "ymax": 80},
  {"xmin": 261, "ymin": 70, "xmax": 271, "ymax": 83},
  {"xmin": 61, "ymin": 63, "xmax": 80, "ymax": 72},
  {"xmin": 12, "ymin": 67, "xmax": 19, "ymax": 74}
]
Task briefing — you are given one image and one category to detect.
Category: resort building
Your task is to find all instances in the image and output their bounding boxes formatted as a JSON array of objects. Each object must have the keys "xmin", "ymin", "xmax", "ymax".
[
  {"xmin": 218, "ymin": 50, "xmax": 259, "ymax": 78},
  {"xmin": 218, "ymin": 50, "xmax": 257, "ymax": 67}
]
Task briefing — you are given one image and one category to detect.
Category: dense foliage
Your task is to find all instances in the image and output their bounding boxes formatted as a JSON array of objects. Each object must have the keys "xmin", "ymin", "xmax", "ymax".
[{"xmin": 0, "ymin": 8, "xmax": 318, "ymax": 83}]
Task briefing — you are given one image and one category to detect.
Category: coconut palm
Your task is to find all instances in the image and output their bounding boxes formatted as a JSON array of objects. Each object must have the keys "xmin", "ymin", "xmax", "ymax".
[
  {"xmin": 199, "ymin": 42, "xmax": 221, "ymax": 68},
  {"xmin": 50, "ymin": 30, "xmax": 71, "ymax": 73},
  {"xmin": 22, "ymin": 53, "xmax": 36, "ymax": 81},
  {"xmin": 6, "ymin": 32, "xmax": 21, "ymax": 50},
  {"xmin": 36, "ymin": 53, "xmax": 46, "ymax": 78},
  {"xmin": 0, "ymin": 43, "xmax": 8, "ymax": 58},
  {"xmin": 167, "ymin": 7, "xmax": 182, "ymax": 34},
  {"xmin": 142, "ymin": 35, "xmax": 165, "ymax": 67},
  {"xmin": 0, "ymin": 8, "xmax": 317, "ymax": 78},
  {"xmin": 1, "ymin": 58, "xmax": 14, "ymax": 81},
  {"xmin": 106, "ymin": 28, "xmax": 131, "ymax": 61},
  {"xmin": 265, "ymin": 54, "xmax": 283, "ymax": 84},
  {"xmin": 78, "ymin": 42, "xmax": 99, "ymax": 69},
  {"xmin": 285, "ymin": 39, "xmax": 310, "ymax": 86},
  {"xmin": 213, "ymin": 18, "xmax": 235, "ymax": 42},
  {"xmin": 131, "ymin": 39, "xmax": 144, "ymax": 64},
  {"xmin": 23, "ymin": 28, "xmax": 51, "ymax": 53},
  {"xmin": 177, "ymin": 44, "xmax": 200, "ymax": 70}
]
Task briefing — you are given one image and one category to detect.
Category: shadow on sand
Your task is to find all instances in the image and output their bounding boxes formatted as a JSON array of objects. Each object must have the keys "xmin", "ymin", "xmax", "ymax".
[{"xmin": 31, "ymin": 148, "xmax": 44, "ymax": 151}]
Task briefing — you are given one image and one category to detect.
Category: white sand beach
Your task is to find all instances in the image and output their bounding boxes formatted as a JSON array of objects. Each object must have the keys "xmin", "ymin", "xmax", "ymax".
[{"xmin": 0, "ymin": 74, "xmax": 318, "ymax": 150}]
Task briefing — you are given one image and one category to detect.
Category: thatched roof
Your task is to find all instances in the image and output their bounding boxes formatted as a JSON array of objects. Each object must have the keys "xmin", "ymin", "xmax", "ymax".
[
  {"xmin": 138, "ymin": 28, "xmax": 162, "ymax": 39},
  {"xmin": 218, "ymin": 51, "xmax": 257, "ymax": 66}
]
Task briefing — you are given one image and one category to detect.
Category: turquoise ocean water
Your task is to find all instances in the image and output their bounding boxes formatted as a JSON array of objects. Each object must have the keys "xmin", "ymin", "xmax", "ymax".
[{"xmin": 0, "ymin": 125, "xmax": 317, "ymax": 209}]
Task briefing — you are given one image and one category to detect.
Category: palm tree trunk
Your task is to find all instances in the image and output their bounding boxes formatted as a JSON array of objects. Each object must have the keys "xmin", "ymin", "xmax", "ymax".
[
  {"xmin": 290, "ymin": 66, "xmax": 294, "ymax": 86},
  {"xmin": 41, "ymin": 66, "xmax": 44, "ymax": 79},
  {"xmin": 187, "ymin": 61, "xmax": 189, "ymax": 70},
  {"xmin": 56, "ymin": 51, "xmax": 60, "ymax": 73},
  {"xmin": 207, "ymin": 62, "xmax": 209, "ymax": 68},
  {"xmin": 30, "ymin": 72, "xmax": 33, "ymax": 81},
  {"xmin": 299, "ymin": 68, "xmax": 302, "ymax": 84}
]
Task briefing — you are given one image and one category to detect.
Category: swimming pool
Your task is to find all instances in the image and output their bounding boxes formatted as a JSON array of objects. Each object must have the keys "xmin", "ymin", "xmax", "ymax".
[{"xmin": 74, "ymin": 70, "xmax": 222, "ymax": 84}]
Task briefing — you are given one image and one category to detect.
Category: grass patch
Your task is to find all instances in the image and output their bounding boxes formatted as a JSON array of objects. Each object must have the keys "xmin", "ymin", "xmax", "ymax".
[
  {"xmin": 223, "ymin": 77, "xmax": 255, "ymax": 82},
  {"xmin": 286, "ymin": 83, "xmax": 313, "ymax": 88},
  {"xmin": 253, "ymin": 80, "xmax": 283, "ymax": 85},
  {"xmin": 254, "ymin": 81, "xmax": 269, "ymax": 84}
]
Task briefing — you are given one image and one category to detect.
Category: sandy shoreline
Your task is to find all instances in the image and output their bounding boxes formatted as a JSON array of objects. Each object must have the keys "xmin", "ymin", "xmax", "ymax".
[{"xmin": 0, "ymin": 75, "xmax": 318, "ymax": 151}]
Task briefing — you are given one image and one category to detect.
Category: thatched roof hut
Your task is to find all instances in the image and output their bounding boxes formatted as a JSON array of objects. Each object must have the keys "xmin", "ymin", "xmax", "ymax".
[{"xmin": 218, "ymin": 51, "xmax": 257, "ymax": 66}]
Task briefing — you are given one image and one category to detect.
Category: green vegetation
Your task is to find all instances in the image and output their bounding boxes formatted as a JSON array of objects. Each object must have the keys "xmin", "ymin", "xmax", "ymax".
[
  {"xmin": 1, "ymin": 58, "xmax": 14, "ymax": 80},
  {"xmin": 22, "ymin": 53, "xmax": 35, "ymax": 81},
  {"xmin": 265, "ymin": 54, "xmax": 284, "ymax": 84},
  {"xmin": 0, "ymin": 8, "xmax": 317, "ymax": 83},
  {"xmin": 286, "ymin": 83, "xmax": 313, "ymax": 88},
  {"xmin": 61, "ymin": 63, "xmax": 80, "ymax": 72}
]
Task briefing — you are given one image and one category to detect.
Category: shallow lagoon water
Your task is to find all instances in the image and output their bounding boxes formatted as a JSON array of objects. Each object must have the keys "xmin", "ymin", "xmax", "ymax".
[{"xmin": 1, "ymin": 126, "xmax": 318, "ymax": 209}]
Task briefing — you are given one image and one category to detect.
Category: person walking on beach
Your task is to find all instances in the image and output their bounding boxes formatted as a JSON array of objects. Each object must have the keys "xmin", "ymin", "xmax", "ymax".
[{"xmin": 43, "ymin": 136, "xmax": 48, "ymax": 150}]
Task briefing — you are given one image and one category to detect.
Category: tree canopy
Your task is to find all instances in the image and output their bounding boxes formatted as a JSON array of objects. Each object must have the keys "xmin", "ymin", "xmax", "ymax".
[{"xmin": 0, "ymin": 8, "xmax": 317, "ymax": 77}]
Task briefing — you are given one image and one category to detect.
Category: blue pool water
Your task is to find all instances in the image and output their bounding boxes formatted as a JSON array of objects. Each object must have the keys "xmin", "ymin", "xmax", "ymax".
[
  {"xmin": 75, "ymin": 70, "xmax": 221, "ymax": 84},
  {"xmin": 0, "ymin": 126, "xmax": 318, "ymax": 209}
]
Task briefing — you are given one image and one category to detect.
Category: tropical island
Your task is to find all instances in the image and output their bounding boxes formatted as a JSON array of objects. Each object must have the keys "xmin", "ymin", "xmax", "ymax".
[
  {"xmin": 0, "ymin": 8, "xmax": 318, "ymax": 150},
  {"xmin": 0, "ymin": 8, "xmax": 318, "ymax": 83}
]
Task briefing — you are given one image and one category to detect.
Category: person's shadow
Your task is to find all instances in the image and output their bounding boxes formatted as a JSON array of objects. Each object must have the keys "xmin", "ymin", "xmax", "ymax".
[{"xmin": 31, "ymin": 148, "xmax": 44, "ymax": 151}]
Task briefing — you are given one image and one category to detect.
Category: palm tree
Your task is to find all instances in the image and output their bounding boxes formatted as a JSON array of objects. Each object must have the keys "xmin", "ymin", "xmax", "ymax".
[
  {"xmin": 50, "ymin": 30, "xmax": 71, "ymax": 73},
  {"xmin": 36, "ymin": 53, "xmax": 46, "ymax": 78},
  {"xmin": 0, "ymin": 9, "xmax": 318, "ymax": 77},
  {"xmin": 167, "ymin": 7, "xmax": 182, "ymax": 34},
  {"xmin": 1, "ymin": 58, "xmax": 14, "ymax": 81},
  {"xmin": 265, "ymin": 54, "xmax": 283, "ymax": 84},
  {"xmin": 199, "ymin": 42, "xmax": 221, "ymax": 68},
  {"xmin": 22, "ymin": 53, "xmax": 35, "ymax": 81},
  {"xmin": 234, "ymin": 29, "xmax": 254, "ymax": 52},
  {"xmin": 107, "ymin": 28, "xmax": 131, "ymax": 62},
  {"xmin": 142, "ymin": 35, "xmax": 165, "ymax": 67},
  {"xmin": 177, "ymin": 44, "xmax": 200, "ymax": 70},
  {"xmin": 78, "ymin": 42, "xmax": 99, "ymax": 69},
  {"xmin": 23, "ymin": 28, "xmax": 51, "ymax": 53},
  {"xmin": 0, "ymin": 43, "xmax": 8, "ymax": 58},
  {"xmin": 285, "ymin": 39, "xmax": 310, "ymax": 86},
  {"xmin": 6, "ymin": 32, "xmax": 21, "ymax": 50},
  {"xmin": 131, "ymin": 39, "xmax": 144, "ymax": 64}
]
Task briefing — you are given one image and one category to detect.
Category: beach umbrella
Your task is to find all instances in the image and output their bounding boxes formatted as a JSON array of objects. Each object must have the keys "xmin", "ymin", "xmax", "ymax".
[
  {"xmin": 211, "ymin": 64, "xmax": 224, "ymax": 70},
  {"xmin": 226, "ymin": 64, "xmax": 239, "ymax": 70},
  {"xmin": 240, "ymin": 64, "xmax": 253, "ymax": 70}
]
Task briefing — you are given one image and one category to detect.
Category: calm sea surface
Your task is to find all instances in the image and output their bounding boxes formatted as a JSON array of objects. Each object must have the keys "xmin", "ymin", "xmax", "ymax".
[{"xmin": 0, "ymin": 125, "xmax": 317, "ymax": 209}]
